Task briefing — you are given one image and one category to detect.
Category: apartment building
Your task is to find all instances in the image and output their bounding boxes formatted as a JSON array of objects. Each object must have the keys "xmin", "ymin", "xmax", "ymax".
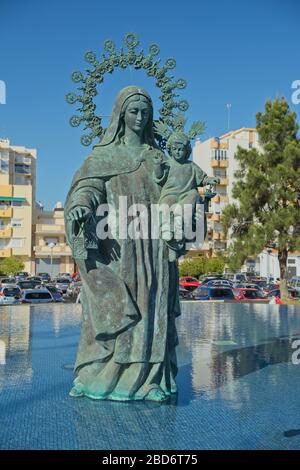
[
  {"xmin": 34, "ymin": 202, "xmax": 74, "ymax": 276},
  {"xmin": 193, "ymin": 128, "xmax": 260, "ymax": 254},
  {"xmin": 0, "ymin": 138, "xmax": 36, "ymax": 272}
]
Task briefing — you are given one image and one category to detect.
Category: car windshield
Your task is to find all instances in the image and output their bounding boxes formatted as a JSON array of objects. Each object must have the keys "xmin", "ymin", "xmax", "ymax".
[
  {"xmin": 25, "ymin": 292, "xmax": 52, "ymax": 299},
  {"xmin": 3, "ymin": 287, "xmax": 20, "ymax": 296},
  {"xmin": 18, "ymin": 281, "xmax": 40, "ymax": 289},
  {"xmin": 56, "ymin": 279, "xmax": 70, "ymax": 284},
  {"xmin": 46, "ymin": 287, "xmax": 60, "ymax": 294}
]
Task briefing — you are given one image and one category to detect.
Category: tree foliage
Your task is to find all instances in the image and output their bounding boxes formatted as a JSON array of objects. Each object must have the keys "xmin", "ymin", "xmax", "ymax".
[
  {"xmin": 0, "ymin": 256, "xmax": 25, "ymax": 275},
  {"xmin": 222, "ymin": 98, "xmax": 300, "ymax": 298},
  {"xmin": 179, "ymin": 256, "xmax": 225, "ymax": 277}
]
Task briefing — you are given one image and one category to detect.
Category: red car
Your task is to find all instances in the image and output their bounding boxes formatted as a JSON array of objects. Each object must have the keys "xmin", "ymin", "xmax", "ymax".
[
  {"xmin": 235, "ymin": 288, "xmax": 269, "ymax": 302},
  {"xmin": 179, "ymin": 276, "xmax": 201, "ymax": 291}
]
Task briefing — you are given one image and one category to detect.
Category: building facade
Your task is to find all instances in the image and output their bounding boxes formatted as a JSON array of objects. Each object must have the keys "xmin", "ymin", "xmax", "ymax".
[
  {"xmin": 192, "ymin": 128, "xmax": 300, "ymax": 277},
  {"xmin": 0, "ymin": 138, "xmax": 36, "ymax": 272},
  {"xmin": 34, "ymin": 202, "xmax": 74, "ymax": 277},
  {"xmin": 193, "ymin": 128, "xmax": 260, "ymax": 254}
]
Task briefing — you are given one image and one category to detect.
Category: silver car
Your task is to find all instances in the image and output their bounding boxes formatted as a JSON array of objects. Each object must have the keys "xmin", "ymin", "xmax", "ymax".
[{"xmin": 21, "ymin": 289, "xmax": 53, "ymax": 304}]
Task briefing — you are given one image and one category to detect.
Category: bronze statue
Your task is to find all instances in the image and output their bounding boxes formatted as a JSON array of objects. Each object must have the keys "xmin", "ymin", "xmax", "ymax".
[
  {"xmin": 65, "ymin": 35, "xmax": 218, "ymax": 402},
  {"xmin": 65, "ymin": 86, "xmax": 180, "ymax": 402}
]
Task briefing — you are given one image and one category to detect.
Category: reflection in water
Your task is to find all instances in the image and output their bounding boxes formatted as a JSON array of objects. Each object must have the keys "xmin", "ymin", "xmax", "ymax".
[
  {"xmin": 178, "ymin": 302, "xmax": 300, "ymax": 405},
  {"xmin": 0, "ymin": 302, "xmax": 300, "ymax": 449},
  {"xmin": 52, "ymin": 303, "xmax": 81, "ymax": 335},
  {"xmin": 1, "ymin": 302, "xmax": 300, "ymax": 407},
  {"xmin": 0, "ymin": 305, "xmax": 32, "ymax": 389}
]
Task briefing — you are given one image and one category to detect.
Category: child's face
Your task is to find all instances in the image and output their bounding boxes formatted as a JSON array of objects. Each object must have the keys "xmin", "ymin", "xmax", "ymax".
[{"xmin": 170, "ymin": 140, "xmax": 189, "ymax": 162}]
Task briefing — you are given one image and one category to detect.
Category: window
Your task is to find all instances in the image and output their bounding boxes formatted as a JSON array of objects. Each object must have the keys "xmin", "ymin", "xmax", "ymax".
[
  {"xmin": 15, "ymin": 154, "xmax": 31, "ymax": 165},
  {"xmin": 45, "ymin": 238, "xmax": 58, "ymax": 245},
  {"xmin": 14, "ymin": 176, "xmax": 30, "ymax": 185},
  {"xmin": 11, "ymin": 218, "xmax": 23, "ymax": 227},
  {"xmin": 0, "ymin": 160, "xmax": 9, "ymax": 173},
  {"xmin": 15, "ymin": 164, "xmax": 31, "ymax": 174},
  {"xmin": 288, "ymin": 259, "xmax": 296, "ymax": 265},
  {"xmin": 12, "ymin": 200, "xmax": 23, "ymax": 207},
  {"xmin": 9, "ymin": 238, "xmax": 24, "ymax": 248}
]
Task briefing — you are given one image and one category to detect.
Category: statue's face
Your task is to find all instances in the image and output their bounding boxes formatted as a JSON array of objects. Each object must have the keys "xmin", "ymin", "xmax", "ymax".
[
  {"xmin": 170, "ymin": 140, "xmax": 189, "ymax": 162},
  {"xmin": 124, "ymin": 97, "xmax": 150, "ymax": 134}
]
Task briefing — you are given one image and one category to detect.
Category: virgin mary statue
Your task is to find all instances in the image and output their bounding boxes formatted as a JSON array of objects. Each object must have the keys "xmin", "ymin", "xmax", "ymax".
[{"xmin": 65, "ymin": 86, "xmax": 180, "ymax": 402}]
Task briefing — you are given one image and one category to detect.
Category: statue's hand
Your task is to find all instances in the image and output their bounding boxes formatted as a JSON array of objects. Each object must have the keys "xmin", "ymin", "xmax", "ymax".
[
  {"xmin": 67, "ymin": 206, "xmax": 92, "ymax": 222},
  {"xmin": 206, "ymin": 176, "xmax": 220, "ymax": 185}
]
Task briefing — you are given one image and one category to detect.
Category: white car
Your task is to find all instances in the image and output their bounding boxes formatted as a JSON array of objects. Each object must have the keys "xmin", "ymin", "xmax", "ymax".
[{"xmin": 0, "ymin": 285, "xmax": 22, "ymax": 305}]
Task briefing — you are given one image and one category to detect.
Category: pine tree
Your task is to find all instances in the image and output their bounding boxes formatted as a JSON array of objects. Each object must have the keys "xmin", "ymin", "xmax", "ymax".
[{"xmin": 222, "ymin": 98, "xmax": 300, "ymax": 299}]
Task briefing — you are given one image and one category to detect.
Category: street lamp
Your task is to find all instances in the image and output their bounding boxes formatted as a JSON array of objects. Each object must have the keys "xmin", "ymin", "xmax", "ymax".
[
  {"xmin": 267, "ymin": 248, "xmax": 272, "ymax": 282},
  {"xmin": 48, "ymin": 242, "xmax": 55, "ymax": 280}
]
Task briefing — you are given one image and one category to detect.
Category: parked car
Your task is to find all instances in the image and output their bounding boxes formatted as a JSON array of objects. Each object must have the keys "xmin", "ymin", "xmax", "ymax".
[
  {"xmin": 205, "ymin": 279, "xmax": 233, "ymax": 287},
  {"xmin": 224, "ymin": 273, "xmax": 247, "ymax": 283},
  {"xmin": 179, "ymin": 285, "xmax": 192, "ymax": 299},
  {"xmin": 179, "ymin": 276, "xmax": 201, "ymax": 291},
  {"xmin": 57, "ymin": 272, "xmax": 73, "ymax": 282},
  {"xmin": 17, "ymin": 280, "xmax": 42, "ymax": 290},
  {"xmin": 55, "ymin": 278, "xmax": 71, "ymax": 294},
  {"xmin": 191, "ymin": 286, "xmax": 236, "ymax": 301},
  {"xmin": 37, "ymin": 272, "xmax": 51, "ymax": 283},
  {"xmin": 289, "ymin": 277, "xmax": 300, "ymax": 295},
  {"xmin": 44, "ymin": 285, "xmax": 64, "ymax": 302},
  {"xmin": 268, "ymin": 288, "xmax": 298, "ymax": 299},
  {"xmin": 0, "ymin": 277, "xmax": 16, "ymax": 286},
  {"xmin": 66, "ymin": 281, "xmax": 82, "ymax": 300},
  {"xmin": 237, "ymin": 288, "xmax": 269, "ymax": 302},
  {"xmin": 0, "ymin": 285, "xmax": 22, "ymax": 305},
  {"xmin": 21, "ymin": 289, "xmax": 53, "ymax": 304},
  {"xmin": 16, "ymin": 271, "xmax": 30, "ymax": 280}
]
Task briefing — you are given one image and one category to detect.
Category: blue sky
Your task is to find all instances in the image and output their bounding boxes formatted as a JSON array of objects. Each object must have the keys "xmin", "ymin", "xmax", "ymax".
[{"xmin": 0, "ymin": 0, "xmax": 299, "ymax": 209}]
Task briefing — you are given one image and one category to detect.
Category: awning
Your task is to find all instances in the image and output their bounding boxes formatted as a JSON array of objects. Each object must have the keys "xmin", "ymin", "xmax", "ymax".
[{"xmin": 0, "ymin": 196, "xmax": 26, "ymax": 201}]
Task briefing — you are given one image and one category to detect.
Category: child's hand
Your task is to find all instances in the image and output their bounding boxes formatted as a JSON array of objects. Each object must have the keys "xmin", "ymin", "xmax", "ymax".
[
  {"xmin": 206, "ymin": 176, "xmax": 220, "ymax": 185},
  {"xmin": 152, "ymin": 151, "xmax": 164, "ymax": 165}
]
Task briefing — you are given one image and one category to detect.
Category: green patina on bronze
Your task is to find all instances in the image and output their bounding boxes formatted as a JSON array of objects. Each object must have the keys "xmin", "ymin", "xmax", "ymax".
[
  {"xmin": 65, "ymin": 33, "xmax": 203, "ymax": 149},
  {"xmin": 65, "ymin": 37, "xmax": 218, "ymax": 403},
  {"xmin": 65, "ymin": 86, "xmax": 180, "ymax": 402}
]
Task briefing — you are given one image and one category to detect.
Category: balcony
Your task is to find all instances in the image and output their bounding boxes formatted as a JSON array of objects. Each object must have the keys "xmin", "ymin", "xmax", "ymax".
[
  {"xmin": 213, "ymin": 232, "xmax": 221, "ymax": 240},
  {"xmin": 212, "ymin": 195, "xmax": 220, "ymax": 203},
  {"xmin": 0, "ymin": 185, "xmax": 13, "ymax": 197},
  {"xmin": 34, "ymin": 245, "xmax": 72, "ymax": 257},
  {"xmin": 219, "ymin": 160, "xmax": 229, "ymax": 167},
  {"xmin": 0, "ymin": 208, "xmax": 12, "ymax": 218},
  {"xmin": 219, "ymin": 178, "xmax": 228, "ymax": 185},
  {"xmin": 211, "ymin": 160, "xmax": 220, "ymax": 168},
  {"xmin": 35, "ymin": 224, "xmax": 65, "ymax": 234},
  {"xmin": 220, "ymin": 142, "xmax": 229, "ymax": 150},
  {"xmin": 220, "ymin": 195, "xmax": 229, "ymax": 203},
  {"xmin": 0, "ymin": 248, "xmax": 12, "ymax": 257},
  {"xmin": 211, "ymin": 214, "xmax": 220, "ymax": 222},
  {"xmin": 0, "ymin": 227, "xmax": 12, "ymax": 238}
]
